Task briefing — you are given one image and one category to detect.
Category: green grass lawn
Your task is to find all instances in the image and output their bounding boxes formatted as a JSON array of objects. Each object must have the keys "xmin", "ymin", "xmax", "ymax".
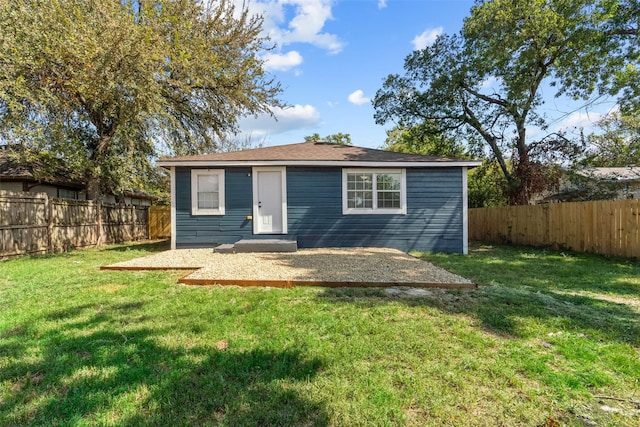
[{"xmin": 1, "ymin": 242, "xmax": 638, "ymax": 426}]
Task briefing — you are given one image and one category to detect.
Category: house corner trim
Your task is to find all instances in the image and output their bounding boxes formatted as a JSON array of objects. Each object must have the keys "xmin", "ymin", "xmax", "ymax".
[
  {"xmin": 462, "ymin": 166, "xmax": 469, "ymax": 255},
  {"xmin": 170, "ymin": 167, "xmax": 176, "ymax": 250}
]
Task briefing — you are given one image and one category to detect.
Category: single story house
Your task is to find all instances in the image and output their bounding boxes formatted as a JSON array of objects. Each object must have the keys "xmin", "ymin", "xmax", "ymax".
[
  {"xmin": 537, "ymin": 166, "xmax": 640, "ymax": 203},
  {"xmin": 0, "ymin": 148, "xmax": 156, "ymax": 205},
  {"xmin": 573, "ymin": 167, "xmax": 640, "ymax": 200},
  {"xmin": 158, "ymin": 141, "xmax": 480, "ymax": 254}
]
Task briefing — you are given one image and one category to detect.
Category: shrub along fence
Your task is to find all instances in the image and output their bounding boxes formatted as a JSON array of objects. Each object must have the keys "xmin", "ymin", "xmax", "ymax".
[
  {"xmin": 0, "ymin": 190, "xmax": 149, "ymax": 258},
  {"xmin": 469, "ymin": 199, "xmax": 640, "ymax": 258}
]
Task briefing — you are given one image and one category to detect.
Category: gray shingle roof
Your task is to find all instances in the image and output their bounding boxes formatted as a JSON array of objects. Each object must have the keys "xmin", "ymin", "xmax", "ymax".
[
  {"xmin": 158, "ymin": 140, "xmax": 479, "ymax": 166},
  {"xmin": 0, "ymin": 146, "xmax": 81, "ymax": 186},
  {"xmin": 576, "ymin": 167, "xmax": 640, "ymax": 182}
]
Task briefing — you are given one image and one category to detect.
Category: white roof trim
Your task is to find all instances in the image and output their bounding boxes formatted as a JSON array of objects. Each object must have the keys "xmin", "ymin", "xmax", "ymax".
[{"xmin": 157, "ymin": 160, "xmax": 482, "ymax": 168}]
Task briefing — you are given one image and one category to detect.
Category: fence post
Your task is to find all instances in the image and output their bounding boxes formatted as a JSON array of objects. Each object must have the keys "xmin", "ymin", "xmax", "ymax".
[
  {"xmin": 96, "ymin": 200, "xmax": 103, "ymax": 247},
  {"xmin": 130, "ymin": 205, "xmax": 135, "ymax": 241},
  {"xmin": 45, "ymin": 194, "xmax": 54, "ymax": 253}
]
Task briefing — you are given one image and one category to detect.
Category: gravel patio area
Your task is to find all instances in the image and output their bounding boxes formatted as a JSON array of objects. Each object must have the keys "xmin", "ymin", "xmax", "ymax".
[{"xmin": 102, "ymin": 247, "xmax": 475, "ymax": 288}]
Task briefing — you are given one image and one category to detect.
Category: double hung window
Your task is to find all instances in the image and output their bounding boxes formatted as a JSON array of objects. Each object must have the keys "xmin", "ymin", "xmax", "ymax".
[
  {"xmin": 191, "ymin": 169, "xmax": 225, "ymax": 215},
  {"xmin": 343, "ymin": 169, "xmax": 406, "ymax": 214}
]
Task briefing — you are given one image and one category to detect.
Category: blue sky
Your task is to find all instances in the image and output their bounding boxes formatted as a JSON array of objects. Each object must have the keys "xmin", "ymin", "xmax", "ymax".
[{"xmin": 236, "ymin": 0, "xmax": 614, "ymax": 149}]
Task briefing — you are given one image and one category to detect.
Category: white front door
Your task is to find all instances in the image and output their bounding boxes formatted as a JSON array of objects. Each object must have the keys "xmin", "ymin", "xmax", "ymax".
[{"xmin": 253, "ymin": 167, "xmax": 287, "ymax": 234}]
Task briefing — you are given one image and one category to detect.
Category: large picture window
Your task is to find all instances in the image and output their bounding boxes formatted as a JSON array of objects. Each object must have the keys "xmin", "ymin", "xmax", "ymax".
[
  {"xmin": 191, "ymin": 169, "xmax": 225, "ymax": 215},
  {"xmin": 343, "ymin": 169, "xmax": 406, "ymax": 214}
]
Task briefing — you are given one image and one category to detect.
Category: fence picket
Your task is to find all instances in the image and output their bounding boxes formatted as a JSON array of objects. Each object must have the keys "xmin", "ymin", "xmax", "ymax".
[
  {"xmin": 149, "ymin": 206, "xmax": 171, "ymax": 239},
  {"xmin": 469, "ymin": 200, "xmax": 640, "ymax": 258},
  {"xmin": 0, "ymin": 190, "xmax": 151, "ymax": 258}
]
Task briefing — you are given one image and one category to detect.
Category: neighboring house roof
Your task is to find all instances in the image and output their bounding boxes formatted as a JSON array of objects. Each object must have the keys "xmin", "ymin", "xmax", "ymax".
[
  {"xmin": 157, "ymin": 140, "xmax": 481, "ymax": 168},
  {"xmin": 575, "ymin": 167, "xmax": 640, "ymax": 182},
  {"xmin": 0, "ymin": 147, "xmax": 83, "ymax": 188},
  {"xmin": 0, "ymin": 148, "xmax": 157, "ymax": 200},
  {"xmin": 536, "ymin": 166, "xmax": 640, "ymax": 203}
]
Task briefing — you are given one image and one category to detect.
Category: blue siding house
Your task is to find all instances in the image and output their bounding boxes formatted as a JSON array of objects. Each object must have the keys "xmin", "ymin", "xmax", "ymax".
[{"xmin": 157, "ymin": 141, "xmax": 480, "ymax": 254}]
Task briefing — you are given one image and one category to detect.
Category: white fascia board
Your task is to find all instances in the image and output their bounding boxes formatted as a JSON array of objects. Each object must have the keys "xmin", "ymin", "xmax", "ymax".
[{"xmin": 157, "ymin": 160, "xmax": 482, "ymax": 168}]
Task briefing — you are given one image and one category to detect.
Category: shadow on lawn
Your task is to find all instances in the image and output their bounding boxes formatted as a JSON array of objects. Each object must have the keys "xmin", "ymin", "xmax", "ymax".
[
  {"xmin": 316, "ymin": 244, "xmax": 640, "ymax": 346},
  {"xmin": 432, "ymin": 243, "xmax": 640, "ymax": 296},
  {"xmin": 0, "ymin": 302, "xmax": 328, "ymax": 426},
  {"xmin": 319, "ymin": 285, "xmax": 639, "ymax": 346},
  {"xmin": 103, "ymin": 240, "xmax": 171, "ymax": 253}
]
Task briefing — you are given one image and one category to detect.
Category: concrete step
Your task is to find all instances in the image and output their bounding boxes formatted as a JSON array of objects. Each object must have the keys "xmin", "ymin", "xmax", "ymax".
[
  {"xmin": 233, "ymin": 239, "xmax": 297, "ymax": 253},
  {"xmin": 213, "ymin": 243, "xmax": 236, "ymax": 254}
]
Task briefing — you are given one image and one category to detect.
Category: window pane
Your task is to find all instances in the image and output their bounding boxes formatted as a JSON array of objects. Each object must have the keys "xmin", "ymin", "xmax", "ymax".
[
  {"xmin": 377, "ymin": 190, "xmax": 400, "ymax": 208},
  {"xmin": 198, "ymin": 174, "xmax": 218, "ymax": 192},
  {"xmin": 59, "ymin": 189, "xmax": 77, "ymax": 200},
  {"xmin": 198, "ymin": 191, "xmax": 219, "ymax": 209},
  {"xmin": 347, "ymin": 190, "xmax": 373, "ymax": 208},
  {"xmin": 348, "ymin": 173, "xmax": 372, "ymax": 191},
  {"xmin": 377, "ymin": 173, "xmax": 401, "ymax": 191},
  {"xmin": 347, "ymin": 173, "xmax": 356, "ymax": 190}
]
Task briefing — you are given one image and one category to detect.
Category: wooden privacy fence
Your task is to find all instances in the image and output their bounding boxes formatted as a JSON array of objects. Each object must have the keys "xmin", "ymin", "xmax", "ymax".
[
  {"xmin": 469, "ymin": 199, "xmax": 640, "ymax": 258},
  {"xmin": 0, "ymin": 190, "xmax": 149, "ymax": 258},
  {"xmin": 148, "ymin": 205, "xmax": 171, "ymax": 240}
]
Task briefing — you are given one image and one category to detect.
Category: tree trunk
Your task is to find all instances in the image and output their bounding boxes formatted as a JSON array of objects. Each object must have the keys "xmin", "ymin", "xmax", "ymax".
[
  {"xmin": 508, "ymin": 162, "xmax": 533, "ymax": 205},
  {"xmin": 84, "ymin": 167, "xmax": 104, "ymax": 246},
  {"xmin": 86, "ymin": 136, "xmax": 108, "ymax": 247},
  {"xmin": 86, "ymin": 134, "xmax": 110, "ymax": 201},
  {"xmin": 85, "ymin": 169, "xmax": 102, "ymax": 201},
  {"xmin": 507, "ymin": 132, "xmax": 535, "ymax": 205},
  {"xmin": 509, "ymin": 152, "xmax": 553, "ymax": 206}
]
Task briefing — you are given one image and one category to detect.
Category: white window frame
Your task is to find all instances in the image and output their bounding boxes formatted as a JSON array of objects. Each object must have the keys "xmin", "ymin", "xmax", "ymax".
[
  {"xmin": 342, "ymin": 168, "xmax": 407, "ymax": 215},
  {"xmin": 191, "ymin": 169, "xmax": 225, "ymax": 215}
]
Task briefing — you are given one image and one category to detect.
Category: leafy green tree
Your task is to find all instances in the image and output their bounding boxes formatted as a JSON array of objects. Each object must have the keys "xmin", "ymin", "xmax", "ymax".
[
  {"xmin": 0, "ymin": 0, "xmax": 282, "ymax": 199},
  {"xmin": 468, "ymin": 160, "xmax": 509, "ymax": 207},
  {"xmin": 383, "ymin": 122, "xmax": 469, "ymax": 158},
  {"xmin": 556, "ymin": 0, "xmax": 640, "ymax": 112},
  {"xmin": 583, "ymin": 112, "xmax": 640, "ymax": 167},
  {"xmin": 373, "ymin": 0, "xmax": 637, "ymax": 205},
  {"xmin": 558, "ymin": 111, "xmax": 640, "ymax": 201},
  {"xmin": 304, "ymin": 133, "xmax": 352, "ymax": 145}
]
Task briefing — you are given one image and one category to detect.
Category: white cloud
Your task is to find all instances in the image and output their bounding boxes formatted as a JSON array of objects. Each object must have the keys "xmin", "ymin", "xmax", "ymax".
[
  {"xmin": 378, "ymin": 0, "xmax": 387, "ymax": 9},
  {"xmin": 238, "ymin": 104, "xmax": 321, "ymax": 136},
  {"xmin": 412, "ymin": 26, "xmax": 443, "ymax": 50},
  {"xmin": 557, "ymin": 111, "xmax": 604, "ymax": 131},
  {"xmin": 245, "ymin": 0, "xmax": 344, "ymax": 55},
  {"xmin": 263, "ymin": 50, "xmax": 303, "ymax": 71},
  {"xmin": 348, "ymin": 90, "xmax": 370, "ymax": 106},
  {"xmin": 479, "ymin": 76, "xmax": 499, "ymax": 89}
]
